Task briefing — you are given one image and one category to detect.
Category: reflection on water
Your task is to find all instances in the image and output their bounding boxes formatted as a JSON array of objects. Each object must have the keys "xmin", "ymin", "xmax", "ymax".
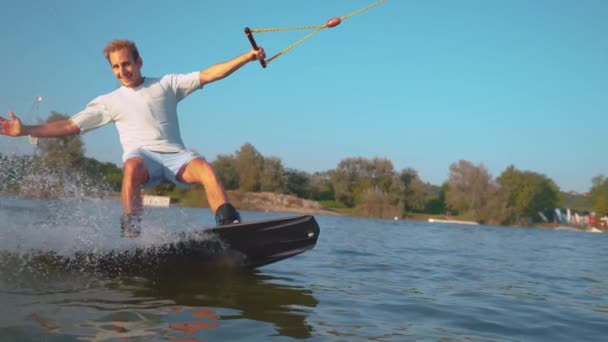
[
  {"xmin": 134, "ymin": 270, "xmax": 318, "ymax": 339},
  {"xmin": 0, "ymin": 266, "xmax": 317, "ymax": 341}
]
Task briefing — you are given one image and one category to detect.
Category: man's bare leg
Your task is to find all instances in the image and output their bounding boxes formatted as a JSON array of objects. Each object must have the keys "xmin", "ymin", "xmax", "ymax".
[
  {"xmin": 178, "ymin": 158, "xmax": 240, "ymax": 225},
  {"xmin": 121, "ymin": 157, "xmax": 150, "ymax": 237}
]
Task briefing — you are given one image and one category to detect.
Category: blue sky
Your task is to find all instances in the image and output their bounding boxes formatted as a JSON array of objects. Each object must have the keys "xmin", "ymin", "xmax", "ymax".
[{"xmin": 1, "ymin": 0, "xmax": 606, "ymax": 192}]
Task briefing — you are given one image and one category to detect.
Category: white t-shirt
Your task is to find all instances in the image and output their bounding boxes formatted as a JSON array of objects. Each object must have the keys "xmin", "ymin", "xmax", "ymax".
[{"xmin": 71, "ymin": 72, "xmax": 201, "ymax": 160}]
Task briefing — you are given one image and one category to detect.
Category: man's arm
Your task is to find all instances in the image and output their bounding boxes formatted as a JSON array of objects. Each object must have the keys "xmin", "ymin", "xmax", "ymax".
[
  {"xmin": 0, "ymin": 111, "xmax": 80, "ymax": 138},
  {"xmin": 199, "ymin": 48, "xmax": 266, "ymax": 86}
]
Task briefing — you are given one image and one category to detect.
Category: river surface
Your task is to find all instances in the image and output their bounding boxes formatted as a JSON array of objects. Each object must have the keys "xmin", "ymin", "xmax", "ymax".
[{"xmin": 1, "ymin": 196, "xmax": 607, "ymax": 341}]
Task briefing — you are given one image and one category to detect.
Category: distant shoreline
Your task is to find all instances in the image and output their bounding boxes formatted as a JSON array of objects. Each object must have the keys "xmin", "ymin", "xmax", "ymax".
[{"xmin": 2, "ymin": 192, "xmax": 604, "ymax": 232}]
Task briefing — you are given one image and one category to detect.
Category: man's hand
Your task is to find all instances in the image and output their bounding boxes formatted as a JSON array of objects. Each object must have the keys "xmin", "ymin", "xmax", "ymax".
[
  {"xmin": 0, "ymin": 111, "xmax": 25, "ymax": 137},
  {"xmin": 251, "ymin": 47, "xmax": 266, "ymax": 62}
]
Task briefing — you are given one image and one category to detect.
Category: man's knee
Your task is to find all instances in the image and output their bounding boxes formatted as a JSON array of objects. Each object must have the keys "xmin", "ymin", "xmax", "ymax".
[
  {"xmin": 178, "ymin": 157, "xmax": 217, "ymax": 183},
  {"xmin": 189, "ymin": 157, "xmax": 214, "ymax": 172}
]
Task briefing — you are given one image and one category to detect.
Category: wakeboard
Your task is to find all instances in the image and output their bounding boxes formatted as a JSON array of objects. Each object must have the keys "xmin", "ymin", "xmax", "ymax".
[
  {"xmin": 21, "ymin": 215, "xmax": 320, "ymax": 277},
  {"xmin": 175, "ymin": 214, "xmax": 321, "ymax": 269}
]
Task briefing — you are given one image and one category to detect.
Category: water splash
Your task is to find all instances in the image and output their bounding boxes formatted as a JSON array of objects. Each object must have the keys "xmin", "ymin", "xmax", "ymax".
[{"xmin": 0, "ymin": 195, "xmax": 221, "ymax": 281}]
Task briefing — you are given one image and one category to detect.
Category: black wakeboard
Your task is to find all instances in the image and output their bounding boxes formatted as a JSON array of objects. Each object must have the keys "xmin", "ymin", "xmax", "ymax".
[
  {"xmin": 200, "ymin": 214, "xmax": 320, "ymax": 268},
  {"xmin": 17, "ymin": 215, "xmax": 320, "ymax": 277}
]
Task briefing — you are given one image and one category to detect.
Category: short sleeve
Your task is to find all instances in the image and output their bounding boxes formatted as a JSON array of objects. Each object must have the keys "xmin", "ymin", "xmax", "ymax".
[
  {"xmin": 70, "ymin": 98, "xmax": 114, "ymax": 134},
  {"xmin": 165, "ymin": 72, "xmax": 202, "ymax": 101}
]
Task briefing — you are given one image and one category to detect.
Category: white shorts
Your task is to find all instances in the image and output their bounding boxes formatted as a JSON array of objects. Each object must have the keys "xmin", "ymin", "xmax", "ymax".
[{"xmin": 123, "ymin": 148, "xmax": 201, "ymax": 189}]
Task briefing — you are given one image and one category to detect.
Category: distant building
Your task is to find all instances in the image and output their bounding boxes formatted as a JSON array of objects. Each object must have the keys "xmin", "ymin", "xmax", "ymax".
[{"xmin": 143, "ymin": 195, "xmax": 171, "ymax": 207}]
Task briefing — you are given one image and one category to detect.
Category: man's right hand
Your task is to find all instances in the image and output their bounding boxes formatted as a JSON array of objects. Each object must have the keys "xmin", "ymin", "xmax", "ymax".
[{"xmin": 0, "ymin": 111, "xmax": 25, "ymax": 137}]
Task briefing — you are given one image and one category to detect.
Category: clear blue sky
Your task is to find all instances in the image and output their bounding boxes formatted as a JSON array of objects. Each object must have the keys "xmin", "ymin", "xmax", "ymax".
[{"xmin": 1, "ymin": 0, "xmax": 606, "ymax": 192}]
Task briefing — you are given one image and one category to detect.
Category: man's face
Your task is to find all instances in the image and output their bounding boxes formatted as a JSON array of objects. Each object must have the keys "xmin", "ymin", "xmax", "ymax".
[{"xmin": 108, "ymin": 48, "xmax": 143, "ymax": 88}]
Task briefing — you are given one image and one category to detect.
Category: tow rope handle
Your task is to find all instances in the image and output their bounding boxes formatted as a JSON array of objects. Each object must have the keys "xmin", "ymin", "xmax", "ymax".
[{"xmin": 244, "ymin": 27, "xmax": 267, "ymax": 68}]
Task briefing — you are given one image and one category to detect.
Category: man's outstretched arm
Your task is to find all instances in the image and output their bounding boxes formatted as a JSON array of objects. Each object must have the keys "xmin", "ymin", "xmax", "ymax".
[
  {"xmin": 199, "ymin": 48, "xmax": 266, "ymax": 86},
  {"xmin": 0, "ymin": 111, "xmax": 80, "ymax": 138}
]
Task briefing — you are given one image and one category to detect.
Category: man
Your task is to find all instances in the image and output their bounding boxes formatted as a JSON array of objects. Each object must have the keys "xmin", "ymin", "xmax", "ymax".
[{"xmin": 0, "ymin": 39, "xmax": 266, "ymax": 238}]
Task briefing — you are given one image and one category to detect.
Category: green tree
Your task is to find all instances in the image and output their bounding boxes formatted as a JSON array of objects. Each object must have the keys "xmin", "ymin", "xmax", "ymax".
[
  {"xmin": 34, "ymin": 112, "xmax": 85, "ymax": 170},
  {"xmin": 260, "ymin": 157, "xmax": 286, "ymax": 193},
  {"xmin": 497, "ymin": 165, "xmax": 560, "ymax": 222},
  {"xmin": 399, "ymin": 168, "xmax": 427, "ymax": 213},
  {"xmin": 284, "ymin": 169, "xmax": 312, "ymax": 198},
  {"xmin": 235, "ymin": 143, "xmax": 263, "ymax": 192},
  {"xmin": 309, "ymin": 171, "xmax": 334, "ymax": 201},
  {"xmin": 330, "ymin": 157, "xmax": 368, "ymax": 207},
  {"xmin": 590, "ymin": 175, "xmax": 608, "ymax": 215},
  {"xmin": 356, "ymin": 187, "xmax": 401, "ymax": 218},
  {"xmin": 370, "ymin": 157, "xmax": 396, "ymax": 194},
  {"xmin": 445, "ymin": 160, "xmax": 509, "ymax": 224},
  {"xmin": 330, "ymin": 157, "xmax": 398, "ymax": 207},
  {"xmin": 424, "ymin": 183, "xmax": 447, "ymax": 214},
  {"xmin": 213, "ymin": 154, "xmax": 239, "ymax": 190},
  {"xmin": 445, "ymin": 160, "xmax": 490, "ymax": 216},
  {"xmin": 373, "ymin": 158, "xmax": 404, "ymax": 209}
]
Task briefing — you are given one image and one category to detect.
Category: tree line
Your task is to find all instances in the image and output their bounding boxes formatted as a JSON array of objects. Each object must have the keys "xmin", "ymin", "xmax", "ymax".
[{"xmin": 2, "ymin": 112, "xmax": 606, "ymax": 225}]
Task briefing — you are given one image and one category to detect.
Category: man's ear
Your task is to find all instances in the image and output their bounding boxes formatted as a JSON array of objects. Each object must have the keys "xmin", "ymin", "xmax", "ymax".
[{"xmin": 137, "ymin": 57, "xmax": 143, "ymax": 68}]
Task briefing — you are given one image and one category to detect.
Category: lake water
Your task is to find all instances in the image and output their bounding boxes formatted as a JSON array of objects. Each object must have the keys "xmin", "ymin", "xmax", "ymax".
[{"xmin": 1, "ymin": 195, "xmax": 607, "ymax": 341}]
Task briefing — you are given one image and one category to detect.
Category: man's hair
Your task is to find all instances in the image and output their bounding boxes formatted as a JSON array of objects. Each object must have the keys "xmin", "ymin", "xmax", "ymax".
[{"xmin": 103, "ymin": 39, "xmax": 140, "ymax": 62}]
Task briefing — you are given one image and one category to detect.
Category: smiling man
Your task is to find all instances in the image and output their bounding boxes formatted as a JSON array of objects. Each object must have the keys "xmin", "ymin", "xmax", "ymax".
[{"xmin": 0, "ymin": 39, "xmax": 266, "ymax": 238}]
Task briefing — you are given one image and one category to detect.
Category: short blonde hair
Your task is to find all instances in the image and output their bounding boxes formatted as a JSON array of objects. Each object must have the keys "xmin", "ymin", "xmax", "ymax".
[{"xmin": 103, "ymin": 39, "xmax": 140, "ymax": 62}]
